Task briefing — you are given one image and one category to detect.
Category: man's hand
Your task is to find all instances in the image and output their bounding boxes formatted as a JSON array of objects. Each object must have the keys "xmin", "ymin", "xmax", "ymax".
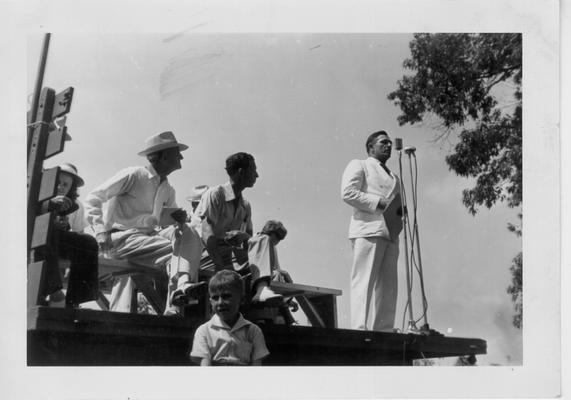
[
  {"xmin": 377, "ymin": 198, "xmax": 389, "ymax": 211},
  {"xmin": 170, "ymin": 208, "xmax": 188, "ymax": 224},
  {"xmin": 96, "ymin": 231, "xmax": 113, "ymax": 253},
  {"xmin": 224, "ymin": 230, "xmax": 251, "ymax": 247},
  {"xmin": 49, "ymin": 195, "xmax": 74, "ymax": 214},
  {"xmin": 272, "ymin": 269, "xmax": 293, "ymax": 283}
]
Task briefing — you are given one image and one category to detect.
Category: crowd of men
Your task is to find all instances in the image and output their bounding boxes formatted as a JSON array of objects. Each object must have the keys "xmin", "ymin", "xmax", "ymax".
[{"xmin": 45, "ymin": 129, "xmax": 403, "ymax": 332}]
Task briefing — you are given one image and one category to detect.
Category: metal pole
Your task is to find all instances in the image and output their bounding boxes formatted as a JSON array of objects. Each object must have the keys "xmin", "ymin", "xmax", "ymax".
[
  {"xmin": 397, "ymin": 150, "xmax": 415, "ymax": 330},
  {"xmin": 28, "ymin": 33, "xmax": 51, "ymax": 154},
  {"xmin": 408, "ymin": 152, "xmax": 429, "ymax": 330}
]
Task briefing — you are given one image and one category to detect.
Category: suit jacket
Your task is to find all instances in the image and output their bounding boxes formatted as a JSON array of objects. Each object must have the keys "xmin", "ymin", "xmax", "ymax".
[{"xmin": 341, "ymin": 157, "xmax": 401, "ymax": 241}]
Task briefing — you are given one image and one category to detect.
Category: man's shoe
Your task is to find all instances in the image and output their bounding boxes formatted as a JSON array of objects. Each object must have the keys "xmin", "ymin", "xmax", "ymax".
[
  {"xmin": 251, "ymin": 286, "xmax": 283, "ymax": 307},
  {"xmin": 163, "ymin": 306, "xmax": 184, "ymax": 317},
  {"xmin": 45, "ymin": 289, "xmax": 66, "ymax": 304},
  {"xmin": 171, "ymin": 282, "xmax": 206, "ymax": 307}
]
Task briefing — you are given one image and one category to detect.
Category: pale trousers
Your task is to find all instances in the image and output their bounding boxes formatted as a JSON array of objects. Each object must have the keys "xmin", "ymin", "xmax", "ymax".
[
  {"xmin": 108, "ymin": 224, "xmax": 202, "ymax": 312},
  {"xmin": 350, "ymin": 236, "xmax": 399, "ymax": 331}
]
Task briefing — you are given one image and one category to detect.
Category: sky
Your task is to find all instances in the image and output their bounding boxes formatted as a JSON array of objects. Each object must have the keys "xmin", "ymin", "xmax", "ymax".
[{"xmin": 27, "ymin": 32, "xmax": 523, "ymax": 365}]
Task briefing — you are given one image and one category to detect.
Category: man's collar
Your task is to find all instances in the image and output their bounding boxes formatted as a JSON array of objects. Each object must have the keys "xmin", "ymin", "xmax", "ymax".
[
  {"xmin": 221, "ymin": 181, "xmax": 237, "ymax": 202},
  {"xmin": 211, "ymin": 313, "xmax": 250, "ymax": 331},
  {"xmin": 366, "ymin": 157, "xmax": 392, "ymax": 174},
  {"xmin": 367, "ymin": 156, "xmax": 389, "ymax": 165},
  {"xmin": 146, "ymin": 164, "xmax": 160, "ymax": 178},
  {"xmin": 146, "ymin": 164, "xmax": 170, "ymax": 182}
]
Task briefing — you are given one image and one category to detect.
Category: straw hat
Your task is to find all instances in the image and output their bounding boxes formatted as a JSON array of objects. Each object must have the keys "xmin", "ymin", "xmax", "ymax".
[
  {"xmin": 59, "ymin": 163, "xmax": 84, "ymax": 187},
  {"xmin": 138, "ymin": 131, "xmax": 189, "ymax": 156},
  {"xmin": 186, "ymin": 185, "xmax": 209, "ymax": 202}
]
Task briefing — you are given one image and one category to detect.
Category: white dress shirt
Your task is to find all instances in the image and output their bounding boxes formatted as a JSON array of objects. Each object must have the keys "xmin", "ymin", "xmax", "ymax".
[{"xmin": 84, "ymin": 165, "xmax": 177, "ymax": 235}]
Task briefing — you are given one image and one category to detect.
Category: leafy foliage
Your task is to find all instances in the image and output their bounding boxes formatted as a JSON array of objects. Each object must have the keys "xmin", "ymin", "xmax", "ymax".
[
  {"xmin": 507, "ymin": 251, "xmax": 523, "ymax": 329},
  {"xmin": 388, "ymin": 34, "xmax": 522, "ymax": 328},
  {"xmin": 388, "ymin": 33, "xmax": 522, "ymax": 214},
  {"xmin": 507, "ymin": 214, "xmax": 522, "ymax": 329}
]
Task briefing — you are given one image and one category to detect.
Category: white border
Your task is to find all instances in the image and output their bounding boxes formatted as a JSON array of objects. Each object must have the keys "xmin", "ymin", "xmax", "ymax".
[{"xmin": 2, "ymin": 0, "xmax": 562, "ymax": 398}]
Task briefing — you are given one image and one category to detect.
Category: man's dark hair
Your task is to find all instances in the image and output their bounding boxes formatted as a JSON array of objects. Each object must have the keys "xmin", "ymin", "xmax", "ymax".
[
  {"xmin": 365, "ymin": 130, "xmax": 389, "ymax": 153},
  {"xmin": 225, "ymin": 152, "xmax": 255, "ymax": 175},
  {"xmin": 261, "ymin": 220, "xmax": 287, "ymax": 241},
  {"xmin": 209, "ymin": 270, "xmax": 244, "ymax": 296}
]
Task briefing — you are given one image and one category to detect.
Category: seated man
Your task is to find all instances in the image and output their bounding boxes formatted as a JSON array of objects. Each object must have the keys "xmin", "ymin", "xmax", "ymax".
[
  {"xmin": 196, "ymin": 153, "xmax": 257, "ymax": 273},
  {"xmin": 84, "ymin": 131, "xmax": 203, "ymax": 316}
]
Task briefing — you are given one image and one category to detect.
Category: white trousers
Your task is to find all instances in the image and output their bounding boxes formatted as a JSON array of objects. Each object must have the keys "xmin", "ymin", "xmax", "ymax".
[
  {"xmin": 108, "ymin": 224, "xmax": 202, "ymax": 312},
  {"xmin": 350, "ymin": 236, "xmax": 399, "ymax": 331}
]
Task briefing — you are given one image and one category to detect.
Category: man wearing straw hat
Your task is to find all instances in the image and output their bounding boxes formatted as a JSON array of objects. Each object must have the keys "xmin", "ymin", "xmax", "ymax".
[
  {"xmin": 187, "ymin": 185, "xmax": 209, "ymax": 214},
  {"xmin": 85, "ymin": 131, "xmax": 203, "ymax": 316}
]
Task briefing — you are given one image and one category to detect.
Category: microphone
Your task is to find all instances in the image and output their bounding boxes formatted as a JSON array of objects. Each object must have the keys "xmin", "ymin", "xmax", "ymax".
[
  {"xmin": 404, "ymin": 146, "xmax": 416, "ymax": 154},
  {"xmin": 394, "ymin": 138, "xmax": 403, "ymax": 151}
]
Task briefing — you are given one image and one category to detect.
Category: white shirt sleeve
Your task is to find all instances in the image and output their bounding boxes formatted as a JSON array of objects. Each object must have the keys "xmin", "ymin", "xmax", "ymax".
[
  {"xmin": 189, "ymin": 324, "xmax": 211, "ymax": 364},
  {"xmin": 341, "ymin": 159, "xmax": 382, "ymax": 213},
  {"xmin": 84, "ymin": 168, "xmax": 135, "ymax": 234},
  {"xmin": 249, "ymin": 324, "xmax": 270, "ymax": 362}
]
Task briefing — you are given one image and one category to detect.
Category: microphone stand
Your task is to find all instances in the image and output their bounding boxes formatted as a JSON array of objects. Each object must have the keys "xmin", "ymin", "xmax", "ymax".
[
  {"xmin": 397, "ymin": 146, "xmax": 417, "ymax": 332},
  {"xmin": 406, "ymin": 150, "xmax": 430, "ymax": 332}
]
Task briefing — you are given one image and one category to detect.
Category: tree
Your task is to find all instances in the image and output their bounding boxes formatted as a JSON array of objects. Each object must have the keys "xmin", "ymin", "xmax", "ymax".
[
  {"xmin": 507, "ymin": 214, "xmax": 522, "ymax": 329},
  {"xmin": 388, "ymin": 33, "xmax": 522, "ymax": 327}
]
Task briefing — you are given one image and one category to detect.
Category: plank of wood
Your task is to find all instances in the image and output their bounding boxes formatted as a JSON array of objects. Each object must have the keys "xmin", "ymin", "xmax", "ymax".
[
  {"xmin": 131, "ymin": 274, "xmax": 166, "ymax": 315},
  {"xmin": 38, "ymin": 167, "xmax": 59, "ymax": 202},
  {"xmin": 27, "ymin": 261, "xmax": 47, "ymax": 307},
  {"xmin": 27, "ymin": 307, "xmax": 487, "ymax": 366},
  {"xmin": 270, "ymin": 281, "xmax": 342, "ymax": 298},
  {"xmin": 97, "ymin": 257, "xmax": 165, "ymax": 281},
  {"xmin": 296, "ymin": 296, "xmax": 326, "ymax": 328},
  {"xmin": 30, "ymin": 213, "xmax": 53, "ymax": 249}
]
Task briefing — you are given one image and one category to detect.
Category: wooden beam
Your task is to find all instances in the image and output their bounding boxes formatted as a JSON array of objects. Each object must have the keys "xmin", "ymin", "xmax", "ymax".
[
  {"xmin": 131, "ymin": 274, "xmax": 166, "ymax": 315},
  {"xmin": 38, "ymin": 166, "xmax": 59, "ymax": 202},
  {"xmin": 27, "ymin": 261, "xmax": 47, "ymax": 307},
  {"xmin": 27, "ymin": 307, "xmax": 487, "ymax": 366},
  {"xmin": 296, "ymin": 296, "xmax": 326, "ymax": 328},
  {"xmin": 30, "ymin": 213, "xmax": 53, "ymax": 250},
  {"xmin": 45, "ymin": 126, "xmax": 67, "ymax": 159},
  {"xmin": 27, "ymin": 87, "xmax": 55, "ymax": 251},
  {"xmin": 270, "ymin": 281, "xmax": 342, "ymax": 298}
]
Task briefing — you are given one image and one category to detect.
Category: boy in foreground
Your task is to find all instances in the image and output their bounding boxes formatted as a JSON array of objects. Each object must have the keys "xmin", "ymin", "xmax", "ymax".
[{"xmin": 190, "ymin": 270, "xmax": 269, "ymax": 366}]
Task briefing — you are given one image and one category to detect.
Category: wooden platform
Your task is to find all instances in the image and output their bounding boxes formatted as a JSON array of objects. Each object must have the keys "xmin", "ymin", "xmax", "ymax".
[{"xmin": 27, "ymin": 306, "xmax": 486, "ymax": 366}]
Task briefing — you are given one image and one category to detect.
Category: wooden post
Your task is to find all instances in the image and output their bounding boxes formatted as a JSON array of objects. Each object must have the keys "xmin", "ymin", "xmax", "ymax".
[
  {"xmin": 27, "ymin": 87, "xmax": 55, "ymax": 252},
  {"xmin": 27, "ymin": 84, "xmax": 74, "ymax": 306},
  {"xmin": 27, "ymin": 33, "xmax": 51, "ymax": 156}
]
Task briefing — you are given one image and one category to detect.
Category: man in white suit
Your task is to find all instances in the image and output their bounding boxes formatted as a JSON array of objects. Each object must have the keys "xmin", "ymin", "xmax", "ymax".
[{"xmin": 341, "ymin": 130, "xmax": 402, "ymax": 331}]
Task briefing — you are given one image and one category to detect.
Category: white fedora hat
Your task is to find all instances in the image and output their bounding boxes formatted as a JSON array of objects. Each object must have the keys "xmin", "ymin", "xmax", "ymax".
[
  {"xmin": 138, "ymin": 131, "xmax": 189, "ymax": 156},
  {"xmin": 186, "ymin": 184, "xmax": 209, "ymax": 202},
  {"xmin": 59, "ymin": 163, "xmax": 84, "ymax": 187}
]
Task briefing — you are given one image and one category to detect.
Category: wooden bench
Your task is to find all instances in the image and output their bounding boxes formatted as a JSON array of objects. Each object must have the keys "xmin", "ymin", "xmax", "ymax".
[
  {"xmin": 95, "ymin": 257, "xmax": 168, "ymax": 314},
  {"xmin": 57, "ymin": 256, "xmax": 168, "ymax": 314},
  {"xmin": 250, "ymin": 282, "xmax": 342, "ymax": 329},
  {"xmin": 97, "ymin": 257, "xmax": 214, "ymax": 316},
  {"xmin": 63, "ymin": 255, "xmax": 343, "ymax": 327}
]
